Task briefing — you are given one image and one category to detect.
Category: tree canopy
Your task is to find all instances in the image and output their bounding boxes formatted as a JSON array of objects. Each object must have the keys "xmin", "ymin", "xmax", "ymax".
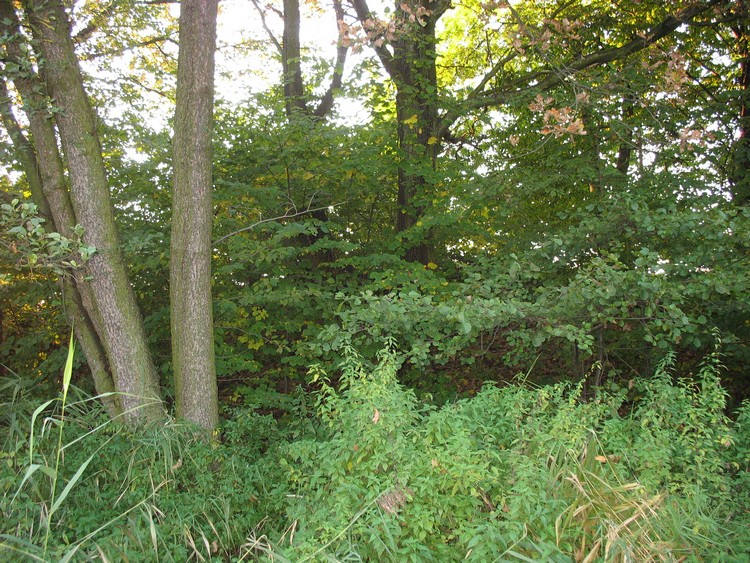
[{"xmin": 0, "ymin": 0, "xmax": 748, "ymax": 412}]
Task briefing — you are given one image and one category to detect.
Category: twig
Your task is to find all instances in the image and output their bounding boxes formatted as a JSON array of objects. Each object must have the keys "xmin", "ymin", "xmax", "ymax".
[
  {"xmin": 213, "ymin": 203, "xmax": 341, "ymax": 245},
  {"xmin": 249, "ymin": 0, "xmax": 282, "ymax": 54}
]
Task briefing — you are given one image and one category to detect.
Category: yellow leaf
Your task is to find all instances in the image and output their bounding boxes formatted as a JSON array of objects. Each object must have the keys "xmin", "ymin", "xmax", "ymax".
[
  {"xmin": 426, "ymin": 262, "xmax": 438, "ymax": 270},
  {"xmin": 403, "ymin": 114, "xmax": 418, "ymax": 126},
  {"xmin": 373, "ymin": 408, "xmax": 381, "ymax": 423},
  {"xmin": 427, "ymin": 136, "xmax": 438, "ymax": 145}
]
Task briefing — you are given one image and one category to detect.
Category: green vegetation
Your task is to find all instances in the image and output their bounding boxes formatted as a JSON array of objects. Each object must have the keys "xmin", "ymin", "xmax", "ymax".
[
  {"xmin": 1, "ymin": 0, "xmax": 749, "ymax": 559},
  {"xmin": 1, "ymin": 343, "xmax": 749, "ymax": 560}
]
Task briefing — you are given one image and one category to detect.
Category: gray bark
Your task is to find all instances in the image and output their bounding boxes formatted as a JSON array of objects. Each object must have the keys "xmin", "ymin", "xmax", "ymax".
[
  {"xmin": 170, "ymin": 0, "xmax": 219, "ymax": 431},
  {"xmin": 1, "ymin": 0, "xmax": 120, "ymax": 417},
  {"xmin": 22, "ymin": 0, "xmax": 164, "ymax": 422}
]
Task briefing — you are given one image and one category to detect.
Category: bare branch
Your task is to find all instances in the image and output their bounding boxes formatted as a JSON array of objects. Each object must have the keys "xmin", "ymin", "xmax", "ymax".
[
  {"xmin": 81, "ymin": 35, "xmax": 173, "ymax": 60},
  {"xmin": 313, "ymin": 0, "xmax": 349, "ymax": 118},
  {"xmin": 73, "ymin": 1, "xmax": 119, "ymax": 44},
  {"xmin": 249, "ymin": 0, "xmax": 282, "ymax": 54},
  {"xmin": 213, "ymin": 203, "xmax": 343, "ymax": 245},
  {"xmin": 466, "ymin": 49, "xmax": 518, "ymax": 101}
]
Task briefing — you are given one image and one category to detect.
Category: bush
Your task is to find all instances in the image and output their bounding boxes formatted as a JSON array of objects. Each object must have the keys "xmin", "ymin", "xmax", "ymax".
[
  {"xmin": 2, "ymin": 344, "xmax": 748, "ymax": 561},
  {"xmin": 268, "ymin": 346, "xmax": 749, "ymax": 561}
]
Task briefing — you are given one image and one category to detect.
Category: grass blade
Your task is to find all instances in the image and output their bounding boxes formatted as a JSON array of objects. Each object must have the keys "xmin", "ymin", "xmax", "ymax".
[{"xmin": 49, "ymin": 452, "xmax": 96, "ymax": 514}]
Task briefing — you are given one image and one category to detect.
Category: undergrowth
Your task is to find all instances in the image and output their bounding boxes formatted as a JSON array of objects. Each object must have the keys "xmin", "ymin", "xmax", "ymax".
[{"xmin": 1, "ymin": 343, "xmax": 749, "ymax": 561}]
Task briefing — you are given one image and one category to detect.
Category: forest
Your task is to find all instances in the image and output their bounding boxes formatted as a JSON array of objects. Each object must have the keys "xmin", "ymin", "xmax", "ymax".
[{"xmin": 1, "ymin": 0, "xmax": 749, "ymax": 560}]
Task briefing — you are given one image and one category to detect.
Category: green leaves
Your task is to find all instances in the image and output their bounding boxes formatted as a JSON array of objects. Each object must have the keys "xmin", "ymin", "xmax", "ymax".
[
  {"xmin": 272, "ymin": 344, "xmax": 750, "ymax": 560},
  {"xmin": 0, "ymin": 200, "xmax": 95, "ymax": 275}
]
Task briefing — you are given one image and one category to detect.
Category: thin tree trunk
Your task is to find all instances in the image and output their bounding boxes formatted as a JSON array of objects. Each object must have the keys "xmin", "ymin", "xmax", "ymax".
[
  {"xmin": 615, "ymin": 95, "xmax": 636, "ymax": 176},
  {"xmin": 282, "ymin": 0, "xmax": 307, "ymax": 116},
  {"xmin": 0, "ymin": 79, "xmax": 50, "ymax": 217},
  {"xmin": 170, "ymin": 0, "xmax": 219, "ymax": 431},
  {"xmin": 0, "ymin": 81, "xmax": 118, "ymax": 415},
  {"xmin": 278, "ymin": 0, "xmax": 349, "ymax": 266}
]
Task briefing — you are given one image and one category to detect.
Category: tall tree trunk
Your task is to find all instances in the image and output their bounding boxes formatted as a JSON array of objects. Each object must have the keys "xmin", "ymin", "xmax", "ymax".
[
  {"xmin": 352, "ymin": 0, "xmax": 449, "ymax": 264},
  {"xmin": 1, "ymin": 0, "xmax": 120, "ymax": 417},
  {"xmin": 22, "ymin": 0, "xmax": 164, "ymax": 422},
  {"xmin": 171, "ymin": 0, "xmax": 219, "ymax": 431}
]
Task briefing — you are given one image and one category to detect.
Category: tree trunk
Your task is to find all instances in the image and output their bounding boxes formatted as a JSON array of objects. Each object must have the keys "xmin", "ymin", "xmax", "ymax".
[
  {"xmin": 0, "ymin": 79, "xmax": 49, "ymax": 218},
  {"xmin": 278, "ymin": 0, "xmax": 349, "ymax": 266},
  {"xmin": 282, "ymin": 0, "xmax": 307, "ymax": 116},
  {"xmin": 615, "ymin": 95, "xmax": 636, "ymax": 176},
  {"xmin": 1, "ymin": 0, "xmax": 120, "ymax": 417},
  {"xmin": 22, "ymin": 0, "xmax": 164, "ymax": 422},
  {"xmin": 352, "ymin": 0, "xmax": 449, "ymax": 264},
  {"xmin": 170, "ymin": 0, "xmax": 219, "ymax": 431}
]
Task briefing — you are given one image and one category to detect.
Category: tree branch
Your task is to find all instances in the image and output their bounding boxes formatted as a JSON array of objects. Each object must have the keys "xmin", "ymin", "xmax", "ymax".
[
  {"xmin": 349, "ymin": 0, "xmax": 398, "ymax": 78},
  {"xmin": 81, "ymin": 35, "xmax": 173, "ymax": 60},
  {"xmin": 313, "ymin": 0, "xmax": 349, "ymax": 118},
  {"xmin": 72, "ymin": 1, "xmax": 119, "ymax": 45},
  {"xmin": 249, "ymin": 0, "xmax": 282, "ymax": 54},
  {"xmin": 441, "ymin": 0, "xmax": 726, "ymax": 136},
  {"xmin": 213, "ymin": 203, "xmax": 342, "ymax": 245}
]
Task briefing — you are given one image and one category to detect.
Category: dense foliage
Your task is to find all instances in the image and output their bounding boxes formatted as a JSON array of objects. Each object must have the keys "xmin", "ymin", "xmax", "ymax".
[
  {"xmin": 1, "ymin": 0, "xmax": 749, "ymax": 558},
  {"xmin": 1, "ymin": 345, "xmax": 749, "ymax": 560},
  {"xmin": 1, "ymin": 0, "xmax": 748, "ymax": 398}
]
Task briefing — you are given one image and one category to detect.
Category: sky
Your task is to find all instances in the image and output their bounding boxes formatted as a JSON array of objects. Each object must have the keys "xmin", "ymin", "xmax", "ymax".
[{"xmin": 212, "ymin": 0, "xmax": 352, "ymax": 103}]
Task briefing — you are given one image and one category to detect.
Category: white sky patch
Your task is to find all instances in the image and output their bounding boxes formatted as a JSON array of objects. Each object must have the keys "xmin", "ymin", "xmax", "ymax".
[{"xmin": 210, "ymin": 0, "xmax": 352, "ymax": 103}]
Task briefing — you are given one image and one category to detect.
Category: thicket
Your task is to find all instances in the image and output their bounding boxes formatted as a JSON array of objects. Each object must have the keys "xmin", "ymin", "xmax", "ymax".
[{"xmin": 1, "ymin": 342, "xmax": 748, "ymax": 561}]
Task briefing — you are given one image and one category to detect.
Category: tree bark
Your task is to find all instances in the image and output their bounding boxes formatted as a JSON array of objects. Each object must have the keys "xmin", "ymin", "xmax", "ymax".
[
  {"xmin": 282, "ymin": 0, "xmax": 307, "ymax": 116},
  {"xmin": 21, "ymin": 0, "xmax": 164, "ymax": 422},
  {"xmin": 1, "ymin": 0, "xmax": 120, "ymax": 417},
  {"xmin": 730, "ymin": 0, "xmax": 750, "ymax": 205},
  {"xmin": 170, "ymin": 0, "xmax": 219, "ymax": 431}
]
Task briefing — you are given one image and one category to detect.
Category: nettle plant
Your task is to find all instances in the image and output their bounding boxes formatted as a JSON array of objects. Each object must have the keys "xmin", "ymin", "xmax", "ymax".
[
  {"xmin": 278, "ymin": 345, "xmax": 502, "ymax": 561},
  {"xmin": 602, "ymin": 347, "xmax": 736, "ymax": 497}
]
